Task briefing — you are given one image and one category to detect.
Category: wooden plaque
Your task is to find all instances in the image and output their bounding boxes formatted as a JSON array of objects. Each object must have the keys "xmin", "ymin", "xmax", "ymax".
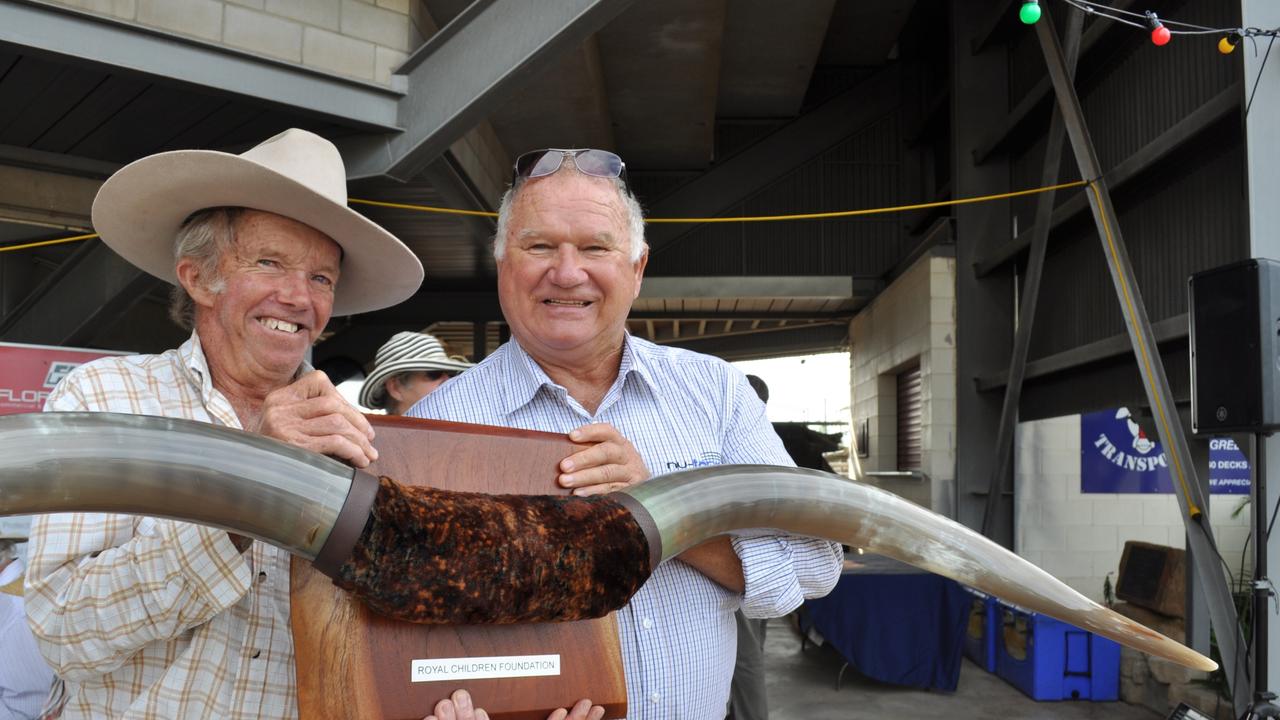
[{"xmin": 291, "ymin": 415, "xmax": 629, "ymax": 720}]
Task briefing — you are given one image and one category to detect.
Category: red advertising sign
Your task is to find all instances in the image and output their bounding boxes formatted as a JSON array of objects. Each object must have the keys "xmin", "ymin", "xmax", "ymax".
[{"xmin": 0, "ymin": 342, "xmax": 131, "ymax": 415}]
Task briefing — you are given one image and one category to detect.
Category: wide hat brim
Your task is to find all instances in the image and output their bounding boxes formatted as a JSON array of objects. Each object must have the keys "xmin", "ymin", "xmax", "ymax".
[
  {"xmin": 91, "ymin": 150, "xmax": 423, "ymax": 317},
  {"xmin": 358, "ymin": 355, "xmax": 473, "ymax": 409}
]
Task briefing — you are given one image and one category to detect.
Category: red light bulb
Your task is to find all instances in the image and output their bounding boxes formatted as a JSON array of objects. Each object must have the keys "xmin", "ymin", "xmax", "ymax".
[{"xmin": 1151, "ymin": 23, "xmax": 1171, "ymax": 46}]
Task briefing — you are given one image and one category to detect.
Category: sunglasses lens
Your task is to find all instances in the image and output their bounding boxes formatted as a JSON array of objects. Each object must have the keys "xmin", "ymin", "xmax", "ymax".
[
  {"xmin": 514, "ymin": 150, "xmax": 564, "ymax": 179},
  {"xmin": 574, "ymin": 149, "xmax": 623, "ymax": 179}
]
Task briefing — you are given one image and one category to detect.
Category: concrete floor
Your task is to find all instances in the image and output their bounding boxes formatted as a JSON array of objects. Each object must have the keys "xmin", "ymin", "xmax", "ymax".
[{"xmin": 762, "ymin": 617, "xmax": 1162, "ymax": 720}]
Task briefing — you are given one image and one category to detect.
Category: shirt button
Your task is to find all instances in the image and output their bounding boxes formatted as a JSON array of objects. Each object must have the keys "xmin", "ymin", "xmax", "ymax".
[
  {"xmin": 257, "ymin": 571, "xmax": 268, "ymax": 584},
  {"xmin": 641, "ymin": 617, "xmax": 653, "ymax": 629},
  {"xmin": 251, "ymin": 649, "xmax": 261, "ymax": 659},
  {"xmin": 648, "ymin": 692, "xmax": 660, "ymax": 704}
]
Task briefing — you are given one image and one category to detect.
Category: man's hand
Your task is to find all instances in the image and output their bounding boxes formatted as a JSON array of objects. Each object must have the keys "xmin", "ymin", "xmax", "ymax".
[
  {"xmin": 423, "ymin": 689, "xmax": 487, "ymax": 720},
  {"xmin": 252, "ymin": 370, "xmax": 378, "ymax": 468},
  {"xmin": 558, "ymin": 423, "xmax": 649, "ymax": 496},
  {"xmin": 421, "ymin": 691, "xmax": 603, "ymax": 720}
]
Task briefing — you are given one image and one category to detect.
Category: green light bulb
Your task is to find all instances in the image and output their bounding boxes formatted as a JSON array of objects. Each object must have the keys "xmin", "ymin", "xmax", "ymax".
[{"xmin": 1019, "ymin": 1, "xmax": 1042, "ymax": 25}]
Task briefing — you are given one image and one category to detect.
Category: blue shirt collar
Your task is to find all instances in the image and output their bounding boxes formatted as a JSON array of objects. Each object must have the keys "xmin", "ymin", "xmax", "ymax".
[{"xmin": 498, "ymin": 333, "xmax": 658, "ymax": 417}]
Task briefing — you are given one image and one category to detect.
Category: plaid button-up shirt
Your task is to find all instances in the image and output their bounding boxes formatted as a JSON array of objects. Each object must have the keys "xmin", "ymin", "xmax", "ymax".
[{"xmin": 26, "ymin": 332, "xmax": 298, "ymax": 719}]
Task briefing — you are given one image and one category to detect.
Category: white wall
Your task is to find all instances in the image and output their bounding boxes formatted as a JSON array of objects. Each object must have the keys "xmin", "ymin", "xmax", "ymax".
[
  {"xmin": 1016, "ymin": 414, "xmax": 1251, "ymax": 603},
  {"xmin": 849, "ymin": 253, "xmax": 956, "ymax": 514}
]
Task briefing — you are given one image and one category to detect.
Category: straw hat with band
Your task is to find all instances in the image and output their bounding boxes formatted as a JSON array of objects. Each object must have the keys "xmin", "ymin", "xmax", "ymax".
[
  {"xmin": 90, "ymin": 128, "xmax": 423, "ymax": 317},
  {"xmin": 359, "ymin": 332, "xmax": 473, "ymax": 409}
]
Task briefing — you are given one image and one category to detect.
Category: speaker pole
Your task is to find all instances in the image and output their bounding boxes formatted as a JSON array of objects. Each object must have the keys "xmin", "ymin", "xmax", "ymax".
[
  {"xmin": 1246, "ymin": 434, "xmax": 1280, "ymax": 719},
  {"xmin": 1035, "ymin": 11, "xmax": 1250, "ymax": 717}
]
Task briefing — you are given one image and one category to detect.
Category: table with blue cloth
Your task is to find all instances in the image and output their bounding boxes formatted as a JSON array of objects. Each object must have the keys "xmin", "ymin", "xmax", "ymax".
[{"xmin": 800, "ymin": 553, "xmax": 971, "ymax": 692}]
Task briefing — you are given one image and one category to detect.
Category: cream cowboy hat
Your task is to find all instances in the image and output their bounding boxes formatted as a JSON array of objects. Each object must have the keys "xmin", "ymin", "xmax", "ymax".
[
  {"xmin": 359, "ymin": 331, "xmax": 473, "ymax": 409},
  {"xmin": 90, "ymin": 128, "xmax": 423, "ymax": 316}
]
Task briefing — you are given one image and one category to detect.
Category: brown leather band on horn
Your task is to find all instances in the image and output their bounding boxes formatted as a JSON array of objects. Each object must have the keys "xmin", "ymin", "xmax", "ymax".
[
  {"xmin": 610, "ymin": 491, "xmax": 662, "ymax": 571},
  {"xmin": 312, "ymin": 469, "xmax": 379, "ymax": 578}
]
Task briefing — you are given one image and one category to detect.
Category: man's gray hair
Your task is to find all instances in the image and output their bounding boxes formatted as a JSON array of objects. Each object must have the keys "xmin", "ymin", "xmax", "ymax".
[
  {"xmin": 492, "ymin": 171, "xmax": 647, "ymax": 263},
  {"xmin": 168, "ymin": 207, "xmax": 242, "ymax": 329}
]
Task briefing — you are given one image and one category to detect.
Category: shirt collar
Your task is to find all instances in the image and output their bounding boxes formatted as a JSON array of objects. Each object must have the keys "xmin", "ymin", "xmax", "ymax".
[
  {"xmin": 498, "ymin": 333, "xmax": 657, "ymax": 417},
  {"xmin": 180, "ymin": 330, "xmax": 315, "ymax": 405}
]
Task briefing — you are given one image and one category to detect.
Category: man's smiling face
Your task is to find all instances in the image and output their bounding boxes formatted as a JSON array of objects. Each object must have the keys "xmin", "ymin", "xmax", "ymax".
[
  {"xmin": 496, "ymin": 172, "xmax": 647, "ymax": 368},
  {"xmin": 184, "ymin": 210, "xmax": 341, "ymax": 384}
]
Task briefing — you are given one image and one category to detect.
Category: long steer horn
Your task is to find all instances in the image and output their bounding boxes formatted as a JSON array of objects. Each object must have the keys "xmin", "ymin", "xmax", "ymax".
[{"xmin": 0, "ymin": 411, "xmax": 1215, "ymax": 673}]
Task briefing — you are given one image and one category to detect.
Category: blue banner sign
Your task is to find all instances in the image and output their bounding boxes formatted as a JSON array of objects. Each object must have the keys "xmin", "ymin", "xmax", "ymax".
[
  {"xmin": 1208, "ymin": 437, "xmax": 1250, "ymax": 495},
  {"xmin": 1082, "ymin": 408, "xmax": 1173, "ymax": 493},
  {"xmin": 1080, "ymin": 408, "xmax": 1250, "ymax": 494}
]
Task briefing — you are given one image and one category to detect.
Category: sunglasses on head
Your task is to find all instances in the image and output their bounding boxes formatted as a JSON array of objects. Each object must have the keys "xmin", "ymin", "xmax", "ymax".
[{"xmin": 512, "ymin": 148, "xmax": 627, "ymax": 186}]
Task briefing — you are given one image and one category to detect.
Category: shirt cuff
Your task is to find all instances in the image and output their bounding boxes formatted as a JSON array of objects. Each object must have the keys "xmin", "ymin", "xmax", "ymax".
[
  {"xmin": 174, "ymin": 523, "xmax": 253, "ymax": 612},
  {"xmin": 731, "ymin": 535, "xmax": 805, "ymax": 619}
]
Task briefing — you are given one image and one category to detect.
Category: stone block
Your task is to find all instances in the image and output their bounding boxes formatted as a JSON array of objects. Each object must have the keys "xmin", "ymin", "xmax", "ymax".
[
  {"xmin": 1020, "ymin": 525, "xmax": 1066, "ymax": 553},
  {"xmin": 1066, "ymin": 524, "xmax": 1117, "ymax": 552},
  {"xmin": 227, "ymin": 0, "xmax": 265, "ymax": 9},
  {"xmin": 1141, "ymin": 677, "xmax": 1170, "ymax": 713},
  {"xmin": 1148, "ymin": 656, "xmax": 1202, "ymax": 686},
  {"xmin": 267, "ymin": 0, "xmax": 339, "ymax": 30},
  {"xmin": 137, "ymin": 0, "xmax": 222, "ymax": 42},
  {"xmin": 1040, "ymin": 549, "xmax": 1093, "ymax": 578},
  {"xmin": 303, "ymin": 27, "xmax": 375, "ymax": 81},
  {"xmin": 1042, "ymin": 498, "xmax": 1095, "ymax": 528},
  {"xmin": 1121, "ymin": 675, "xmax": 1146, "ymax": 705},
  {"xmin": 374, "ymin": 45, "xmax": 407, "ymax": 85},
  {"xmin": 376, "ymin": 0, "xmax": 409, "ymax": 12},
  {"xmin": 224, "ymin": 5, "xmax": 303, "ymax": 62},
  {"xmin": 56, "ymin": 0, "xmax": 137, "ymax": 19},
  {"xmin": 1093, "ymin": 497, "xmax": 1143, "ymax": 526},
  {"xmin": 1120, "ymin": 647, "xmax": 1147, "ymax": 679},
  {"xmin": 341, "ymin": 0, "xmax": 415, "ymax": 50}
]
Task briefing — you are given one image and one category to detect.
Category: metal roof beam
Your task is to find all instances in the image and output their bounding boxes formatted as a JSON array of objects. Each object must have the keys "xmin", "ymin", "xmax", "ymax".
[
  {"xmin": 971, "ymin": 0, "xmax": 1138, "ymax": 165},
  {"xmin": 0, "ymin": 158, "xmax": 101, "ymax": 230},
  {"xmin": 974, "ymin": 313, "xmax": 1188, "ymax": 392},
  {"xmin": 644, "ymin": 67, "xmax": 900, "ymax": 254},
  {"xmin": 339, "ymin": 0, "xmax": 639, "ymax": 182},
  {"xmin": 0, "ymin": 1, "xmax": 402, "ymax": 133},
  {"xmin": 973, "ymin": 82, "xmax": 1240, "ymax": 276},
  {"xmin": 664, "ymin": 323, "xmax": 849, "ymax": 361},
  {"xmin": 637, "ymin": 276, "xmax": 875, "ymax": 300},
  {"xmin": 0, "ymin": 240, "xmax": 158, "ymax": 346}
]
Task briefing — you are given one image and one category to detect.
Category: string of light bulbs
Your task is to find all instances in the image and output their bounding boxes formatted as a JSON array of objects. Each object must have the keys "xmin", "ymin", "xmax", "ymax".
[{"xmin": 1016, "ymin": 0, "xmax": 1279, "ymax": 53}]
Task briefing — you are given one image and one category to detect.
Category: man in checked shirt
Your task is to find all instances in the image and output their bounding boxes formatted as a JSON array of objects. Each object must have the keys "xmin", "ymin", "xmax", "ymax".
[
  {"xmin": 408, "ymin": 149, "xmax": 843, "ymax": 719},
  {"xmin": 23, "ymin": 129, "xmax": 423, "ymax": 720}
]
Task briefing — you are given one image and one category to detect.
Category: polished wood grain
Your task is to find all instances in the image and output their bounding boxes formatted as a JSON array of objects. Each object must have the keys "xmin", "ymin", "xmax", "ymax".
[{"xmin": 292, "ymin": 415, "xmax": 628, "ymax": 720}]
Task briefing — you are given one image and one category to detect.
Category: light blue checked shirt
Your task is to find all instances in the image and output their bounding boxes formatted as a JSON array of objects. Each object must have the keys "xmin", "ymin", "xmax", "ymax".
[{"xmin": 408, "ymin": 335, "xmax": 842, "ymax": 719}]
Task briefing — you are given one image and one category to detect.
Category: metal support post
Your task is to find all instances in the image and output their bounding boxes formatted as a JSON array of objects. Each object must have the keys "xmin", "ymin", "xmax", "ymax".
[
  {"xmin": 981, "ymin": 8, "xmax": 1084, "ymax": 538},
  {"xmin": 1035, "ymin": 10, "xmax": 1249, "ymax": 716}
]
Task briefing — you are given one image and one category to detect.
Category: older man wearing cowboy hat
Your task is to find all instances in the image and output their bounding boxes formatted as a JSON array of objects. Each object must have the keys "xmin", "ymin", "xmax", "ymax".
[
  {"xmin": 24, "ymin": 129, "xmax": 421, "ymax": 719},
  {"xmin": 1, "ymin": 519, "xmax": 53, "ymax": 720},
  {"xmin": 359, "ymin": 331, "xmax": 473, "ymax": 415}
]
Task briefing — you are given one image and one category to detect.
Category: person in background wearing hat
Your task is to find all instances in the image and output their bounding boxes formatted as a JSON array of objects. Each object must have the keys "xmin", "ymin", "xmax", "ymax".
[
  {"xmin": 360, "ymin": 331, "xmax": 473, "ymax": 415},
  {"xmin": 23, "ymin": 129, "xmax": 422, "ymax": 720},
  {"xmin": 1, "ymin": 521, "xmax": 53, "ymax": 719}
]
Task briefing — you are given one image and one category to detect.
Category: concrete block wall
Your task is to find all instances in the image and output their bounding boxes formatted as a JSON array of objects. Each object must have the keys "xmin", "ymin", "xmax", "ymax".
[
  {"xmin": 46, "ymin": 0, "xmax": 433, "ymax": 85},
  {"xmin": 849, "ymin": 253, "xmax": 957, "ymax": 514},
  {"xmin": 1015, "ymin": 414, "xmax": 1251, "ymax": 603}
]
